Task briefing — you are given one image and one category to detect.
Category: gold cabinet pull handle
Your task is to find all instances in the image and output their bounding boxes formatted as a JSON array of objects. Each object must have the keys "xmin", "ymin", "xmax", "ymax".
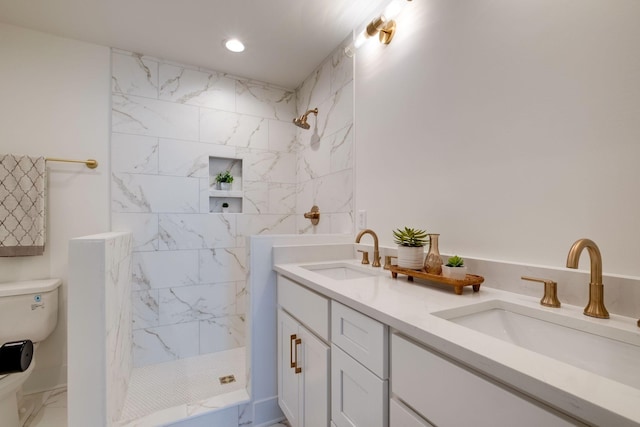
[
  {"xmin": 294, "ymin": 337, "xmax": 302, "ymax": 374},
  {"xmin": 290, "ymin": 334, "xmax": 297, "ymax": 369}
]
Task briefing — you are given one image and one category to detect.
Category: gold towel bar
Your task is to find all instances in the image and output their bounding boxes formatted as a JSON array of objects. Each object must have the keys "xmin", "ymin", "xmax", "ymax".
[{"xmin": 45, "ymin": 157, "xmax": 98, "ymax": 169}]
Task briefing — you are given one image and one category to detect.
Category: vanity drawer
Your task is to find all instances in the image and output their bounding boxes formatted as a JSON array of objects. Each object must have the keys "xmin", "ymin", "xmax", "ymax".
[
  {"xmin": 391, "ymin": 333, "xmax": 584, "ymax": 427},
  {"xmin": 331, "ymin": 301, "xmax": 388, "ymax": 379},
  {"xmin": 277, "ymin": 275, "xmax": 329, "ymax": 341}
]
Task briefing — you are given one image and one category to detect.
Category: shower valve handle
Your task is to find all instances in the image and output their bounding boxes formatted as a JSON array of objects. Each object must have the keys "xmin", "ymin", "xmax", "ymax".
[{"xmin": 304, "ymin": 205, "xmax": 320, "ymax": 225}]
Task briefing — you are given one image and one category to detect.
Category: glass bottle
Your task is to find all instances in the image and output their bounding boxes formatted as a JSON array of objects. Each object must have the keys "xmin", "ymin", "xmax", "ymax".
[{"xmin": 424, "ymin": 233, "xmax": 443, "ymax": 275}]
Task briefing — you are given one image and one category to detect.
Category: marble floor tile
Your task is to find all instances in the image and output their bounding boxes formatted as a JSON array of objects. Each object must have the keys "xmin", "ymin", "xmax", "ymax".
[{"xmin": 23, "ymin": 387, "xmax": 67, "ymax": 427}]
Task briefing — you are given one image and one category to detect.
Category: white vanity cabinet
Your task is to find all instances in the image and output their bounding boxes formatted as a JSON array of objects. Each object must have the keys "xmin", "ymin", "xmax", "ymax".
[
  {"xmin": 277, "ymin": 275, "xmax": 330, "ymax": 427},
  {"xmin": 391, "ymin": 333, "xmax": 587, "ymax": 427},
  {"xmin": 389, "ymin": 398, "xmax": 434, "ymax": 427},
  {"xmin": 331, "ymin": 301, "xmax": 389, "ymax": 427}
]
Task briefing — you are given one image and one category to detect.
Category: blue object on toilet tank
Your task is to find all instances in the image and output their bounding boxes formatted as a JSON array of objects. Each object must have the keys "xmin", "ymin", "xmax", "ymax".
[{"xmin": 0, "ymin": 340, "xmax": 33, "ymax": 375}]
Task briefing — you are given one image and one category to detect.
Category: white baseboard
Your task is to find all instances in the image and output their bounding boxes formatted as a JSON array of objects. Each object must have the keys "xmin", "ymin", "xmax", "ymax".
[{"xmin": 251, "ymin": 396, "xmax": 284, "ymax": 427}]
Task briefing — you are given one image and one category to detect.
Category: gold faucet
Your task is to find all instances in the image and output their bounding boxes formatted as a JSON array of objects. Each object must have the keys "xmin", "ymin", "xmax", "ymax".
[
  {"xmin": 355, "ymin": 229, "xmax": 381, "ymax": 267},
  {"xmin": 566, "ymin": 238, "xmax": 609, "ymax": 319}
]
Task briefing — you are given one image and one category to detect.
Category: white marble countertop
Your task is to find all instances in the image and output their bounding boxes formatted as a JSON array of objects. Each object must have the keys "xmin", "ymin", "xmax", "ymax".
[{"xmin": 274, "ymin": 258, "xmax": 640, "ymax": 427}]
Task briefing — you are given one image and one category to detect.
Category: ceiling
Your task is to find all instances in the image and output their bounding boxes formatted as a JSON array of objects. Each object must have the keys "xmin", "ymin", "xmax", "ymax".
[{"xmin": 0, "ymin": 0, "xmax": 388, "ymax": 89}]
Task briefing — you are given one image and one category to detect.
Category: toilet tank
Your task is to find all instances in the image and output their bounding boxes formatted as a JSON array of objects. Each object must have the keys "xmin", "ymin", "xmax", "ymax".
[{"xmin": 0, "ymin": 279, "xmax": 61, "ymax": 344}]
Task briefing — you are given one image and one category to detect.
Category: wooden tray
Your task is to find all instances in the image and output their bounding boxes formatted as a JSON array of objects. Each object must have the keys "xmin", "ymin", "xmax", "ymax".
[{"xmin": 389, "ymin": 265, "xmax": 484, "ymax": 295}]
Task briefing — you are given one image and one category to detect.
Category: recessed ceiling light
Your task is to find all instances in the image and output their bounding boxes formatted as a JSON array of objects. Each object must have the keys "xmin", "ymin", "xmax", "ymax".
[{"xmin": 224, "ymin": 38, "xmax": 245, "ymax": 53}]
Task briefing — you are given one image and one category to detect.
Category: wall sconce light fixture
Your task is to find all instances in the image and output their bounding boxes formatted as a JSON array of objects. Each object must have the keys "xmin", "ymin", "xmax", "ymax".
[{"xmin": 344, "ymin": 0, "xmax": 411, "ymax": 57}]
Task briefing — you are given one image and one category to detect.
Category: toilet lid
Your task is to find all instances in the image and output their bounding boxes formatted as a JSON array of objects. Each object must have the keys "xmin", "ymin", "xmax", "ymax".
[{"xmin": 0, "ymin": 279, "xmax": 61, "ymax": 297}]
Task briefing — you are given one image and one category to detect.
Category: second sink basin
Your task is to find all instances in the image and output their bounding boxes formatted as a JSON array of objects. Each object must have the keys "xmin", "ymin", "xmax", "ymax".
[
  {"xmin": 434, "ymin": 300, "xmax": 640, "ymax": 389},
  {"xmin": 300, "ymin": 262, "xmax": 379, "ymax": 281}
]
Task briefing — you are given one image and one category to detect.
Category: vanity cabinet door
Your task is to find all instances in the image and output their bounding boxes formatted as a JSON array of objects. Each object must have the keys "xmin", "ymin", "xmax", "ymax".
[
  {"xmin": 331, "ymin": 345, "xmax": 388, "ymax": 427},
  {"xmin": 300, "ymin": 324, "xmax": 330, "ymax": 427},
  {"xmin": 278, "ymin": 309, "xmax": 302, "ymax": 426},
  {"xmin": 278, "ymin": 308, "xmax": 330, "ymax": 427}
]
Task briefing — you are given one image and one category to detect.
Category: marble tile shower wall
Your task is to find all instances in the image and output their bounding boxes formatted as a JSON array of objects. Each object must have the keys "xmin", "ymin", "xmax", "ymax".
[
  {"xmin": 104, "ymin": 232, "xmax": 133, "ymax": 423},
  {"xmin": 110, "ymin": 49, "xmax": 299, "ymax": 367},
  {"xmin": 295, "ymin": 41, "xmax": 354, "ymax": 234},
  {"xmin": 68, "ymin": 231, "xmax": 133, "ymax": 425}
]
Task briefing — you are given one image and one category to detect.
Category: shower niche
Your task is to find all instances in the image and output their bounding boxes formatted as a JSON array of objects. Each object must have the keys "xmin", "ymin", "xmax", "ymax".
[{"xmin": 209, "ymin": 156, "xmax": 243, "ymax": 213}]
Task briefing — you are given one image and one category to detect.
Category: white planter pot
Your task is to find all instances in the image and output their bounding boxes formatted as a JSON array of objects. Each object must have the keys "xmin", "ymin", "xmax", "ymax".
[
  {"xmin": 218, "ymin": 182, "xmax": 232, "ymax": 191},
  {"xmin": 442, "ymin": 265, "xmax": 467, "ymax": 280},
  {"xmin": 397, "ymin": 246, "xmax": 425, "ymax": 270}
]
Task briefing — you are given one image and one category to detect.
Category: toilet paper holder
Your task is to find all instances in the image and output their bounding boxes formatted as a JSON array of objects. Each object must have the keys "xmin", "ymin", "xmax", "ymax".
[{"xmin": 0, "ymin": 340, "xmax": 33, "ymax": 375}]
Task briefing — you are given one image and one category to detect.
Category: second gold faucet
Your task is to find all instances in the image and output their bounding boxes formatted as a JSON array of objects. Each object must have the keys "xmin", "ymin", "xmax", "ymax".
[
  {"xmin": 566, "ymin": 238, "xmax": 609, "ymax": 319},
  {"xmin": 355, "ymin": 229, "xmax": 381, "ymax": 267}
]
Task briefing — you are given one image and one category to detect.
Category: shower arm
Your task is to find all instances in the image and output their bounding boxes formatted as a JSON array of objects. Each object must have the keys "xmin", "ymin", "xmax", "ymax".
[
  {"xmin": 293, "ymin": 107, "xmax": 319, "ymax": 129},
  {"xmin": 300, "ymin": 108, "xmax": 318, "ymax": 121}
]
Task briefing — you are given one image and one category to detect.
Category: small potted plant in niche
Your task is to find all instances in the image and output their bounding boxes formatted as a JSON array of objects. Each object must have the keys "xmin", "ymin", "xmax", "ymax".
[
  {"xmin": 216, "ymin": 171, "xmax": 234, "ymax": 191},
  {"xmin": 221, "ymin": 202, "xmax": 229, "ymax": 213},
  {"xmin": 393, "ymin": 227, "xmax": 428, "ymax": 270},
  {"xmin": 442, "ymin": 255, "xmax": 467, "ymax": 280}
]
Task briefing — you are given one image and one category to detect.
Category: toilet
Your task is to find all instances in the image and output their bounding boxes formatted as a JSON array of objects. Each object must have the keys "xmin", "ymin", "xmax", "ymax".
[{"xmin": 0, "ymin": 279, "xmax": 61, "ymax": 427}]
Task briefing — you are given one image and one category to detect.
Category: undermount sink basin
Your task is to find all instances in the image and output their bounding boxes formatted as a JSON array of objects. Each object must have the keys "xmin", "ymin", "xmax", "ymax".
[
  {"xmin": 301, "ymin": 263, "xmax": 379, "ymax": 281},
  {"xmin": 434, "ymin": 300, "xmax": 640, "ymax": 389}
]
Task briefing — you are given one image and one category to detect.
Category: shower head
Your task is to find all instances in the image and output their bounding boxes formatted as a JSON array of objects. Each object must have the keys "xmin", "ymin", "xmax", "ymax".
[{"xmin": 293, "ymin": 108, "xmax": 319, "ymax": 129}]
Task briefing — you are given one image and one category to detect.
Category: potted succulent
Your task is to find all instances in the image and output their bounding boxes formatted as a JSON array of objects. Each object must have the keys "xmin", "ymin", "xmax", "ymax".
[
  {"xmin": 215, "ymin": 171, "xmax": 234, "ymax": 190},
  {"xmin": 221, "ymin": 202, "xmax": 229, "ymax": 213},
  {"xmin": 393, "ymin": 227, "xmax": 428, "ymax": 270},
  {"xmin": 442, "ymin": 255, "xmax": 467, "ymax": 280}
]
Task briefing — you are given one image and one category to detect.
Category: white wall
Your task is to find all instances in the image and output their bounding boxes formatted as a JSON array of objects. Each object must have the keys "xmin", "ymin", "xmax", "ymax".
[
  {"xmin": 0, "ymin": 23, "xmax": 110, "ymax": 391},
  {"xmin": 355, "ymin": 0, "xmax": 640, "ymax": 277}
]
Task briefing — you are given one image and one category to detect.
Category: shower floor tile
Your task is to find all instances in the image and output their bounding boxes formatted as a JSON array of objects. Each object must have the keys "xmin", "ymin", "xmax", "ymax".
[
  {"xmin": 23, "ymin": 347, "xmax": 291, "ymax": 427},
  {"xmin": 118, "ymin": 347, "xmax": 248, "ymax": 426}
]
